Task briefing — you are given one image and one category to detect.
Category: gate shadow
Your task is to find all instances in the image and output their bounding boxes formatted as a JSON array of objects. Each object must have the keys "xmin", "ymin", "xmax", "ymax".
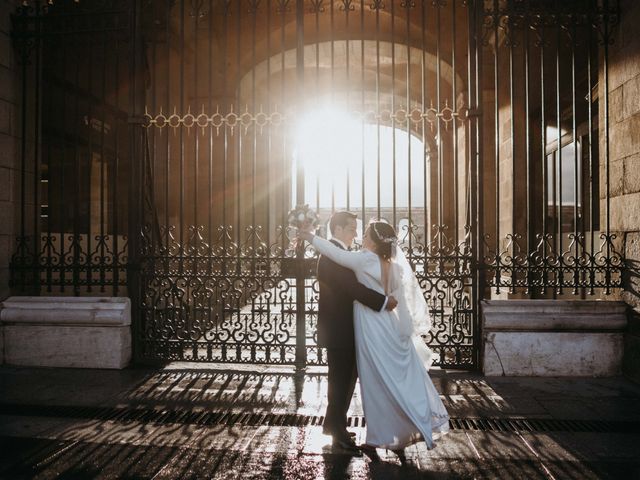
[{"xmin": 123, "ymin": 366, "xmax": 325, "ymax": 413}]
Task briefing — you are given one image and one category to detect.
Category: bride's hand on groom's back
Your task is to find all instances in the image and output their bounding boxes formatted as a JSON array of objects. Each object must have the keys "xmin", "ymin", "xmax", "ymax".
[{"xmin": 385, "ymin": 295, "xmax": 398, "ymax": 311}]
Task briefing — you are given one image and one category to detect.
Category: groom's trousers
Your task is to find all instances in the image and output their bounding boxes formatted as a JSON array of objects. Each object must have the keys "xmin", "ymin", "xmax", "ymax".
[{"xmin": 324, "ymin": 347, "xmax": 357, "ymax": 436}]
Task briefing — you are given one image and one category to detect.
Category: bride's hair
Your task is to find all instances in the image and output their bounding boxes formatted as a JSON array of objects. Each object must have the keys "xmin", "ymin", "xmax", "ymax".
[{"xmin": 368, "ymin": 221, "xmax": 397, "ymax": 260}]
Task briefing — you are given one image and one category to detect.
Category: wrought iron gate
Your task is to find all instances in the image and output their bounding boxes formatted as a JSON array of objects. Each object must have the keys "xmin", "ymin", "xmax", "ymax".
[
  {"xmin": 133, "ymin": 0, "xmax": 481, "ymax": 367},
  {"xmin": 10, "ymin": 0, "xmax": 623, "ymax": 370}
]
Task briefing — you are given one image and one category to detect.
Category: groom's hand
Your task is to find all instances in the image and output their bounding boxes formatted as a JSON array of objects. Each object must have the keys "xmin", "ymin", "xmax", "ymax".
[{"xmin": 385, "ymin": 296, "xmax": 398, "ymax": 311}]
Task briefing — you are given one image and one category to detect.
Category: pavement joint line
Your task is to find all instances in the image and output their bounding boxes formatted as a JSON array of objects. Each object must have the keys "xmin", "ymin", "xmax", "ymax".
[
  {"xmin": 464, "ymin": 431, "xmax": 482, "ymax": 460},
  {"xmin": 34, "ymin": 439, "xmax": 83, "ymax": 468},
  {"xmin": 1, "ymin": 403, "xmax": 639, "ymax": 434},
  {"xmin": 515, "ymin": 431, "xmax": 558, "ymax": 480}
]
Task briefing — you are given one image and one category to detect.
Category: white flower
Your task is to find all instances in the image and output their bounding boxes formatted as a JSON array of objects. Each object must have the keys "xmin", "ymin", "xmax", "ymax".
[{"xmin": 297, "ymin": 213, "xmax": 306, "ymax": 222}]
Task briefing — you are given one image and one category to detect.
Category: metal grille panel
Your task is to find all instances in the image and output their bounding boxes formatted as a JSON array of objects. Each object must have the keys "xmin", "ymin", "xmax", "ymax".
[{"xmin": 2, "ymin": 402, "xmax": 638, "ymax": 434}]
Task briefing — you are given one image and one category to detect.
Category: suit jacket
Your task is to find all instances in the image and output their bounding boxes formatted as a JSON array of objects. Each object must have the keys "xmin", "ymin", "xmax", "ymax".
[{"xmin": 316, "ymin": 239, "xmax": 386, "ymax": 349}]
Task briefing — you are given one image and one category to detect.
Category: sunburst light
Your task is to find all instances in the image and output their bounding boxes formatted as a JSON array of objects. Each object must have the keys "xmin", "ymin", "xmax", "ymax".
[{"xmin": 293, "ymin": 105, "xmax": 426, "ymax": 209}]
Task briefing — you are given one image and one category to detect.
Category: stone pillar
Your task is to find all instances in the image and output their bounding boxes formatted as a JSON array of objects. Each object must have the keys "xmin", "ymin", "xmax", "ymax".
[{"xmin": 607, "ymin": 0, "xmax": 640, "ymax": 382}]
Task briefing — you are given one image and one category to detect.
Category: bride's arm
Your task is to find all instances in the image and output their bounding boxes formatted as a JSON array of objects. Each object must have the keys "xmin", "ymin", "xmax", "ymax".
[{"xmin": 305, "ymin": 234, "xmax": 367, "ymax": 271}]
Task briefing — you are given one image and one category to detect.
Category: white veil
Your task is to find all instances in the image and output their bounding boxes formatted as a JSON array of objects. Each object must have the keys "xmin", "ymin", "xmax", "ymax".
[{"xmin": 387, "ymin": 245, "xmax": 436, "ymax": 368}]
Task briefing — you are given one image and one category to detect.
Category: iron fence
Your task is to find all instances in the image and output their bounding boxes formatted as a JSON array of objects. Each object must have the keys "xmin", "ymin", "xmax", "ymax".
[{"xmin": 9, "ymin": 0, "xmax": 622, "ymax": 369}]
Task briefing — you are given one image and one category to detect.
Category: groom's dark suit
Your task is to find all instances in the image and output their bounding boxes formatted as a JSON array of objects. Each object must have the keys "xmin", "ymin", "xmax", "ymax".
[{"xmin": 317, "ymin": 239, "xmax": 386, "ymax": 438}]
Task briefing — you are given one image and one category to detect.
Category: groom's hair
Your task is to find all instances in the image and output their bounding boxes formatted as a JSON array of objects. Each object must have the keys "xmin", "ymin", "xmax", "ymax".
[{"xmin": 329, "ymin": 211, "xmax": 357, "ymax": 235}]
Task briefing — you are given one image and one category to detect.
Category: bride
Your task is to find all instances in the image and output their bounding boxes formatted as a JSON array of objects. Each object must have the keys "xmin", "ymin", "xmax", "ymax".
[{"xmin": 299, "ymin": 221, "xmax": 449, "ymax": 457}]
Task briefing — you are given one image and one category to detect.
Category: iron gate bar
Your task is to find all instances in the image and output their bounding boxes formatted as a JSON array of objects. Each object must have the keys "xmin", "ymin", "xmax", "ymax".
[
  {"xmin": 421, "ymin": 0, "xmax": 427, "ymax": 250},
  {"xmin": 452, "ymin": 0, "xmax": 458, "ymax": 252},
  {"xmin": 571, "ymin": 12, "xmax": 578, "ymax": 294},
  {"xmin": 295, "ymin": 0, "xmax": 306, "ymax": 369},
  {"xmin": 331, "ymin": 0, "xmax": 335, "ymax": 213},
  {"xmin": 540, "ymin": 3, "xmax": 548, "ymax": 284},
  {"xmin": 555, "ymin": 7, "xmax": 562, "ymax": 275},
  {"xmin": 587, "ymin": 7, "xmax": 597, "ymax": 296},
  {"xmin": 524, "ymin": 2, "xmax": 531, "ymax": 288},
  {"xmin": 360, "ymin": 0, "xmax": 365, "ymax": 226},
  {"xmin": 508, "ymin": 0, "xmax": 514, "ymax": 257},
  {"xmin": 345, "ymin": 0, "xmax": 350, "ymax": 212},
  {"xmin": 604, "ymin": 0, "xmax": 613, "ymax": 280},
  {"xmin": 375, "ymin": 0, "xmax": 380, "ymax": 220},
  {"xmin": 391, "ymin": 0, "xmax": 396, "ymax": 229}
]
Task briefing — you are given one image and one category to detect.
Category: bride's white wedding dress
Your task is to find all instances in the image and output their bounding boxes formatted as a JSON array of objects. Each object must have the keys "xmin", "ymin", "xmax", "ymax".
[{"xmin": 311, "ymin": 235, "xmax": 449, "ymax": 449}]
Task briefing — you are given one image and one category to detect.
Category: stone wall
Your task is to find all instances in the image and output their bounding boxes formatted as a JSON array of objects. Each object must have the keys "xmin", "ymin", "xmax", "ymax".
[
  {"xmin": 0, "ymin": 1, "xmax": 19, "ymax": 301},
  {"xmin": 609, "ymin": 0, "xmax": 640, "ymax": 382}
]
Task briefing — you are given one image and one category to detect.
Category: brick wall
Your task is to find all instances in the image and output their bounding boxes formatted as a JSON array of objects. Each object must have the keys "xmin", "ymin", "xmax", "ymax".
[
  {"xmin": 609, "ymin": 0, "xmax": 640, "ymax": 382},
  {"xmin": 0, "ymin": 1, "xmax": 19, "ymax": 301}
]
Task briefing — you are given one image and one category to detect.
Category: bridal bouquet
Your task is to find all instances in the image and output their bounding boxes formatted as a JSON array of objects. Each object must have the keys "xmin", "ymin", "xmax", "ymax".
[{"xmin": 287, "ymin": 204, "xmax": 319, "ymax": 230}]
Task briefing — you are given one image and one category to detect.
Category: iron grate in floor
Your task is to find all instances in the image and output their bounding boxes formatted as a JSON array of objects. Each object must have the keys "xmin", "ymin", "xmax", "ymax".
[{"xmin": 0, "ymin": 403, "xmax": 638, "ymax": 434}]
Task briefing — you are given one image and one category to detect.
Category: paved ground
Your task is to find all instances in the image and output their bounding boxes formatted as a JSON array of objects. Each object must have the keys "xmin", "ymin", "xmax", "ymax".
[{"xmin": 0, "ymin": 364, "xmax": 639, "ymax": 479}]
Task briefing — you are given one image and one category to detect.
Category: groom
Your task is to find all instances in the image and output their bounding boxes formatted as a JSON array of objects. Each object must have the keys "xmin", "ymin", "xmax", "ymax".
[{"xmin": 317, "ymin": 211, "xmax": 397, "ymax": 451}]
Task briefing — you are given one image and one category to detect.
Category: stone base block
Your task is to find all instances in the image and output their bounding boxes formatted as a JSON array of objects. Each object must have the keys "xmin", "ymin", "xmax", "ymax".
[
  {"xmin": 482, "ymin": 300, "xmax": 627, "ymax": 377},
  {"xmin": 623, "ymin": 334, "xmax": 640, "ymax": 383},
  {"xmin": 4, "ymin": 324, "xmax": 131, "ymax": 369},
  {"xmin": 623, "ymin": 311, "xmax": 640, "ymax": 383},
  {"xmin": 1, "ymin": 297, "xmax": 131, "ymax": 369},
  {"xmin": 485, "ymin": 331, "xmax": 624, "ymax": 376}
]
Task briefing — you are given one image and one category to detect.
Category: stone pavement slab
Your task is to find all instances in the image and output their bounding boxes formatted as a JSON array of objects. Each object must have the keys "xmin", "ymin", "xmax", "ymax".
[{"xmin": 0, "ymin": 364, "xmax": 639, "ymax": 479}]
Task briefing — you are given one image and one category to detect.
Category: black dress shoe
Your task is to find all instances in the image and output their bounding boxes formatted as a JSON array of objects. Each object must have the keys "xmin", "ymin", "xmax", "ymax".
[
  {"xmin": 332, "ymin": 437, "xmax": 362, "ymax": 455},
  {"xmin": 359, "ymin": 444, "xmax": 381, "ymax": 463},
  {"xmin": 324, "ymin": 427, "xmax": 356, "ymax": 438},
  {"xmin": 392, "ymin": 448, "xmax": 407, "ymax": 465}
]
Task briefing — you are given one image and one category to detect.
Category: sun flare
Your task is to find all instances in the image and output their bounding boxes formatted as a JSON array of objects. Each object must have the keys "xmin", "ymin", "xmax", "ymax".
[
  {"xmin": 295, "ymin": 106, "xmax": 362, "ymax": 179},
  {"xmin": 294, "ymin": 105, "xmax": 426, "ymax": 209}
]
